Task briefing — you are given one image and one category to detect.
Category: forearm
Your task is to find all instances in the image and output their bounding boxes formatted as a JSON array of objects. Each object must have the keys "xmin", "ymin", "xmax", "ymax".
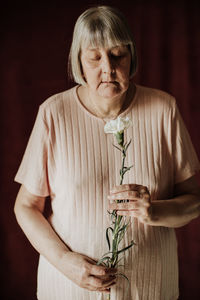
[
  {"xmin": 151, "ymin": 193, "xmax": 200, "ymax": 228},
  {"xmin": 14, "ymin": 186, "xmax": 117, "ymax": 293},
  {"xmin": 14, "ymin": 203, "xmax": 71, "ymax": 270}
]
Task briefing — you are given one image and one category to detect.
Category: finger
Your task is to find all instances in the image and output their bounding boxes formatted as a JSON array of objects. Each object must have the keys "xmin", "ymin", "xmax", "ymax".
[
  {"xmin": 141, "ymin": 201, "xmax": 152, "ymax": 218},
  {"xmin": 141, "ymin": 192, "xmax": 151, "ymax": 201},
  {"xmin": 109, "ymin": 202, "xmax": 139, "ymax": 211},
  {"xmin": 117, "ymin": 210, "xmax": 140, "ymax": 217},
  {"xmin": 117, "ymin": 208, "xmax": 151, "ymax": 219},
  {"xmin": 110, "ymin": 184, "xmax": 144, "ymax": 194},
  {"xmin": 90, "ymin": 264, "xmax": 117, "ymax": 276},
  {"xmin": 108, "ymin": 191, "xmax": 139, "ymax": 201},
  {"xmin": 89, "ymin": 275, "xmax": 116, "ymax": 289},
  {"xmin": 138, "ymin": 195, "xmax": 151, "ymax": 207},
  {"xmin": 109, "ymin": 194, "xmax": 151, "ymax": 211},
  {"xmin": 109, "ymin": 188, "xmax": 150, "ymax": 200},
  {"xmin": 105, "ymin": 267, "xmax": 117, "ymax": 275},
  {"xmin": 90, "ymin": 264, "xmax": 107, "ymax": 276},
  {"xmin": 101, "ymin": 277, "xmax": 116, "ymax": 288},
  {"xmin": 138, "ymin": 186, "xmax": 150, "ymax": 195},
  {"xmin": 98, "ymin": 288, "xmax": 111, "ymax": 294},
  {"xmin": 98, "ymin": 281, "xmax": 116, "ymax": 291},
  {"xmin": 96, "ymin": 287, "xmax": 111, "ymax": 294}
]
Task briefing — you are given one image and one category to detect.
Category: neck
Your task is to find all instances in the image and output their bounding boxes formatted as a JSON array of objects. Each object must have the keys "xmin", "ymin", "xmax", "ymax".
[
  {"xmin": 78, "ymin": 83, "xmax": 135, "ymax": 120},
  {"xmin": 87, "ymin": 91, "xmax": 127, "ymax": 119}
]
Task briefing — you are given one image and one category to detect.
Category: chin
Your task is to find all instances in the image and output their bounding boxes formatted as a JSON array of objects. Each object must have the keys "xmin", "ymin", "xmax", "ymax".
[{"xmin": 98, "ymin": 85, "xmax": 124, "ymax": 99}]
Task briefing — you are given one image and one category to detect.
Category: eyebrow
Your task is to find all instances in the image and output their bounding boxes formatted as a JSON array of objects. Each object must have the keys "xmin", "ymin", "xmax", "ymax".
[
  {"xmin": 87, "ymin": 48, "xmax": 100, "ymax": 51},
  {"xmin": 86, "ymin": 45, "xmax": 126, "ymax": 51}
]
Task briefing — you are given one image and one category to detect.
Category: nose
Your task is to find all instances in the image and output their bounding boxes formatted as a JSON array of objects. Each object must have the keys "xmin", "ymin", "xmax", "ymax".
[{"xmin": 102, "ymin": 54, "xmax": 115, "ymax": 75}]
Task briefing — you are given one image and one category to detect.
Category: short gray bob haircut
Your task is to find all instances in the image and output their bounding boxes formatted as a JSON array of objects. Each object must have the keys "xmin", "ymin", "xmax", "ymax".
[{"xmin": 68, "ymin": 6, "xmax": 137, "ymax": 85}]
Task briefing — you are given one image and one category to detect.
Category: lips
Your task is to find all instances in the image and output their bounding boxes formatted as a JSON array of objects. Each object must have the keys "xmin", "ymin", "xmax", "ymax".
[{"xmin": 102, "ymin": 81, "xmax": 118, "ymax": 84}]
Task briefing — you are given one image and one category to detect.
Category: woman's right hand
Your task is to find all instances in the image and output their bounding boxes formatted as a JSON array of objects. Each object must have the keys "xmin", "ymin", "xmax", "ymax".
[
  {"xmin": 14, "ymin": 185, "xmax": 116, "ymax": 293},
  {"xmin": 60, "ymin": 251, "xmax": 117, "ymax": 293}
]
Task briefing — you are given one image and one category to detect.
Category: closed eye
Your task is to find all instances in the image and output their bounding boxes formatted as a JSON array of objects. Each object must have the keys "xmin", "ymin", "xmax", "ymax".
[
  {"xmin": 89, "ymin": 56, "xmax": 101, "ymax": 61},
  {"xmin": 112, "ymin": 54, "xmax": 123, "ymax": 59}
]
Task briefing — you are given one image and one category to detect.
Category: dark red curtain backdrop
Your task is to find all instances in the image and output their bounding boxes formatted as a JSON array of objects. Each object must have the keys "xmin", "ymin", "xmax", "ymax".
[{"xmin": 1, "ymin": 0, "xmax": 200, "ymax": 299}]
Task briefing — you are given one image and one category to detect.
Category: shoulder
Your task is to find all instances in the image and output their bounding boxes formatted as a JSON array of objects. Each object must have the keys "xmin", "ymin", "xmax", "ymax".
[
  {"xmin": 40, "ymin": 85, "xmax": 78, "ymax": 111},
  {"xmin": 38, "ymin": 85, "xmax": 78, "ymax": 121},
  {"xmin": 136, "ymin": 84, "xmax": 176, "ymax": 111}
]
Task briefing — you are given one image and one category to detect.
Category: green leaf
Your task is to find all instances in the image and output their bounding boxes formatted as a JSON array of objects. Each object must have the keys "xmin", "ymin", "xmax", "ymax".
[
  {"xmin": 115, "ymin": 256, "xmax": 125, "ymax": 265},
  {"xmin": 125, "ymin": 139, "xmax": 132, "ymax": 152},
  {"xmin": 116, "ymin": 272, "xmax": 131, "ymax": 298},
  {"xmin": 113, "ymin": 144, "xmax": 123, "ymax": 152},
  {"xmin": 100, "ymin": 250, "xmax": 115, "ymax": 258},
  {"xmin": 124, "ymin": 166, "xmax": 133, "ymax": 171},
  {"xmin": 117, "ymin": 240, "xmax": 135, "ymax": 255},
  {"xmin": 106, "ymin": 227, "xmax": 113, "ymax": 250},
  {"xmin": 116, "ymin": 272, "xmax": 129, "ymax": 282},
  {"xmin": 122, "ymin": 166, "xmax": 133, "ymax": 175},
  {"xmin": 97, "ymin": 256, "xmax": 111, "ymax": 266},
  {"xmin": 117, "ymin": 229, "xmax": 126, "ymax": 244},
  {"xmin": 117, "ymin": 223, "xmax": 129, "ymax": 234},
  {"xmin": 110, "ymin": 210, "xmax": 117, "ymax": 223}
]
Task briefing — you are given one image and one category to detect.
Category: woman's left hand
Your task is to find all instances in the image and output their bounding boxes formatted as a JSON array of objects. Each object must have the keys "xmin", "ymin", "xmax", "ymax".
[{"xmin": 108, "ymin": 184, "xmax": 153, "ymax": 224}]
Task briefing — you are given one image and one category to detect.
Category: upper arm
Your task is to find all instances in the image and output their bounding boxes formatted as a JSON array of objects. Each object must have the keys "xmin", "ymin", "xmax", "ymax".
[
  {"xmin": 14, "ymin": 184, "xmax": 46, "ymax": 213},
  {"xmin": 174, "ymin": 175, "xmax": 200, "ymax": 197}
]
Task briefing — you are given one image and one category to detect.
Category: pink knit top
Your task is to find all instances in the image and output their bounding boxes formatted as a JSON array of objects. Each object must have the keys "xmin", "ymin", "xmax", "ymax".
[{"xmin": 15, "ymin": 84, "xmax": 200, "ymax": 300}]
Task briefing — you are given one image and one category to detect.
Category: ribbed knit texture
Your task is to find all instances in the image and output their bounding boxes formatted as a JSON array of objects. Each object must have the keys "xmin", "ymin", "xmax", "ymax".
[{"xmin": 15, "ymin": 84, "xmax": 200, "ymax": 300}]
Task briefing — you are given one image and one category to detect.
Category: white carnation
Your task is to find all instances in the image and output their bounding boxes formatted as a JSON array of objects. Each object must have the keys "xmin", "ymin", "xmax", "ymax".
[{"xmin": 104, "ymin": 116, "xmax": 132, "ymax": 134}]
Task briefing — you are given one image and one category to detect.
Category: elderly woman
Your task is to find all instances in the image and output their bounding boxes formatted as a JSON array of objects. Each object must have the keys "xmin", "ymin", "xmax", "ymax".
[{"xmin": 14, "ymin": 5, "xmax": 200, "ymax": 300}]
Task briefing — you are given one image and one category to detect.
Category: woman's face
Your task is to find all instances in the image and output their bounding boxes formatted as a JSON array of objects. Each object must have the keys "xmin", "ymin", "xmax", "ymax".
[{"xmin": 80, "ymin": 44, "xmax": 131, "ymax": 99}]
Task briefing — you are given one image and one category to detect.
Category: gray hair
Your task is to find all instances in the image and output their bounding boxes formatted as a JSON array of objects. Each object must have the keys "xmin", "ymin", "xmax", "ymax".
[{"xmin": 68, "ymin": 6, "xmax": 137, "ymax": 85}]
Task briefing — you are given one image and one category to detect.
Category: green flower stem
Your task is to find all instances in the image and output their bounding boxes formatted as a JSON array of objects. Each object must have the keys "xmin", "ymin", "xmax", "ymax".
[
  {"xmin": 110, "ymin": 144, "xmax": 126, "ymax": 268},
  {"xmin": 99, "ymin": 133, "xmax": 133, "ymax": 300},
  {"xmin": 110, "ymin": 215, "xmax": 123, "ymax": 267},
  {"xmin": 120, "ymin": 148, "xmax": 126, "ymax": 185}
]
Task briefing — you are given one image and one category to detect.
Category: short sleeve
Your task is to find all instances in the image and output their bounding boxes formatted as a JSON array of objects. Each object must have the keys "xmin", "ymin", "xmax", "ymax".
[
  {"xmin": 14, "ymin": 106, "xmax": 50, "ymax": 196},
  {"xmin": 171, "ymin": 99, "xmax": 200, "ymax": 184}
]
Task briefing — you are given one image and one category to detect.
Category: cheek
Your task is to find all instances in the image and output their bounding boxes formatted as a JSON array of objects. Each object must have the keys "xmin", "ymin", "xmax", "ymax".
[
  {"xmin": 83, "ymin": 70, "xmax": 101, "ymax": 87},
  {"xmin": 116, "ymin": 60, "xmax": 131, "ymax": 80},
  {"xmin": 116, "ymin": 66, "xmax": 131, "ymax": 82}
]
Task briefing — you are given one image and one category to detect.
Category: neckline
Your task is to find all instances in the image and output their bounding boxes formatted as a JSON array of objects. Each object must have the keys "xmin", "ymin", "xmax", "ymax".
[{"xmin": 73, "ymin": 83, "xmax": 139, "ymax": 123}]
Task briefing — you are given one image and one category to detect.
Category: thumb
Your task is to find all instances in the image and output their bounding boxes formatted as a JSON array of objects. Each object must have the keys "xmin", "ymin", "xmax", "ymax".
[
  {"xmin": 90, "ymin": 264, "xmax": 107, "ymax": 276},
  {"xmin": 90, "ymin": 263, "xmax": 117, "ymax": 276}
]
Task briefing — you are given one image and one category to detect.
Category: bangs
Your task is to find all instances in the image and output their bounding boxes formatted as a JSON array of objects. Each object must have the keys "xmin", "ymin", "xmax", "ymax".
[{"xmin": 81, "ymin": 17, "xmax": 131, "ymax": 49}]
